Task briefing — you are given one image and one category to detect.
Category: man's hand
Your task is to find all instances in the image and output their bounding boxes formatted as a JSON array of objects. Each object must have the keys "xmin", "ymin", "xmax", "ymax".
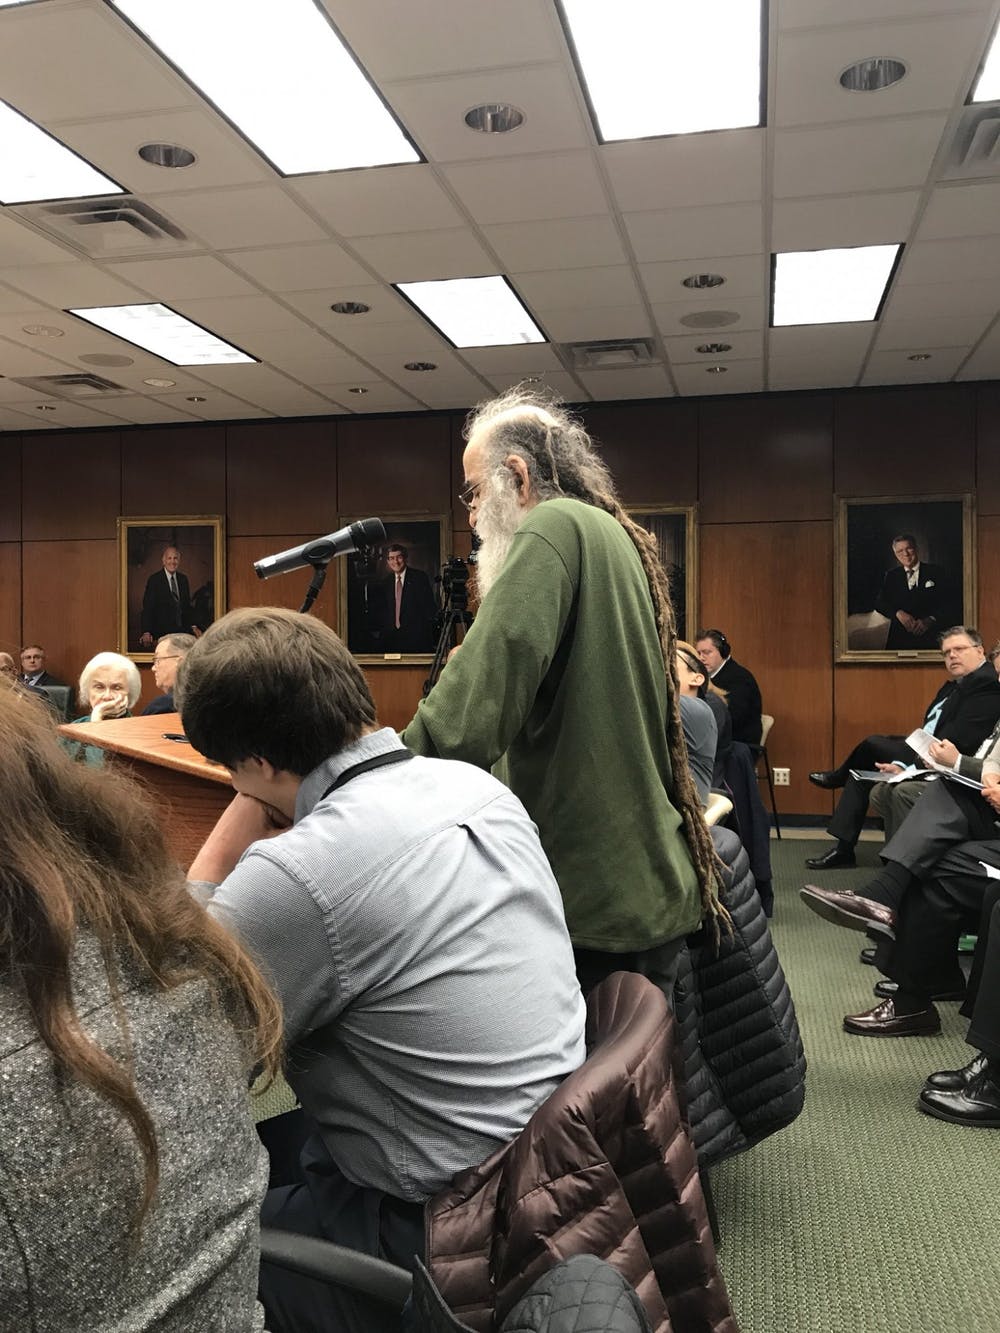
[
  {"xmin": 188, "ymin": 793, "xmax": 290, "ymax": 884},
  {"xmin": 928, "ymin": 738, "xmax": 960, "ymax": 767},
  {"xmin": 896, "ymin": 611, "xmax": 917, "ymax": 630},
  {"xmin": 910, "ymin": 617, "xmax": 932, "ymax": 636},
  {"xmin": 982, "ymin": 784, "xmax": 1000, "ymax": 813},
  {"xmin": 876, "ymin": 762, "xmax": 905, "ymax": 775}
]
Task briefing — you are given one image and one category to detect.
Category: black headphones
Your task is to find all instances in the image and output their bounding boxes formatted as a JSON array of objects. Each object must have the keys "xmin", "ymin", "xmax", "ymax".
[{"xmin": 702, "ymin": 629, "xmax": 732, "ymax": 660}]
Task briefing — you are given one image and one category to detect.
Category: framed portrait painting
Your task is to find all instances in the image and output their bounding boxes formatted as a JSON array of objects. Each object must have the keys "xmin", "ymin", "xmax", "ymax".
[
  {"xmin": 629, "ymin": 506, "xmax": 698, "ymax": 644},
  {"xmin": 338, "ymin": 514, "xmax": 448, "ymax": 663},
  {"xmin": 835, "ymin": 494, "xmax": 974, "ymax": 662},
  {"xmin": 118, "ymin": 516, "xmax": 225, "ymax": 662}
]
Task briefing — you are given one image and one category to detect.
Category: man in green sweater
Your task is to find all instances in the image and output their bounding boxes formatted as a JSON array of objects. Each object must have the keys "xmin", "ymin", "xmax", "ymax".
[{"xmin": 402, "ymin": 388, "xmax": 721, "ymax": 996}]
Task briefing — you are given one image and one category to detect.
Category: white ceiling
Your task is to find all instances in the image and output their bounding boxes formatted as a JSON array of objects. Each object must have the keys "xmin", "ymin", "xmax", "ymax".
[{"xmin": 0, "ymin": 0, "xmax": 999, "ymax": 430}]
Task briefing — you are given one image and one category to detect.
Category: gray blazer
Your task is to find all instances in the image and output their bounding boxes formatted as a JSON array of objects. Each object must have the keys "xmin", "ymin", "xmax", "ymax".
[{"xmin": 0, "ymin": 932, "xmax": 268, "ymax": 1331}]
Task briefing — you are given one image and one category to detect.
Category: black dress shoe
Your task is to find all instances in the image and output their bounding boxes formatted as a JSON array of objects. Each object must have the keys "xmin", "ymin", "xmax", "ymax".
[
  {"xmin": 808, "ymin": 770, "xmax": 843, "ymax": 790},
  {"xmin": 804, "ymin": 846, "xmax": 856, "ymax": 870},
  {"xmin": 918, "ymin": 1061, "xmax": 1000, "ymax": 1127},
  {"xmin": 843, "ymin": 998, "xmax": 940, "ymax": 1037},
  {"xmin": 924, "ymin": 1053, "xmax": 988, "ymax": 1092},
  {"xmin": 860, "ymin": 946, "xmax": 877, "ymax": 966},
  {"xmin": 875, "ymin": 978, "xmax": 966, "ymax": 1003},
  {"xmin": 800, "ymin": 885, "xmax": 896, "ymax": 936}
]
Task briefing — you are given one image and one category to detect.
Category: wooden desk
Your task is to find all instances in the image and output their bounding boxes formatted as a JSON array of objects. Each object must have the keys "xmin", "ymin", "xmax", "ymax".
[{"xmin": 59, "ymin": 713, "xmax": 234, "ymax": 870}]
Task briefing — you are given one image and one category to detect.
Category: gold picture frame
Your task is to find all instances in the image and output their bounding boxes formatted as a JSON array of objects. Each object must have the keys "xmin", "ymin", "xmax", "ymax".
[
  {"xmin": 835, "ymin": 493, "xmax": 974, "ymax": 663},
  {"xmin": 118, "ymin": 515, "xmax": 226, "ymax": 663},
  {"xmin": 338, "ymin": 513, "xmax": 449, "ymax": 664},
  {"xmin": 629, "ymin": 505, "xmax": 698, "ymax": 643}
]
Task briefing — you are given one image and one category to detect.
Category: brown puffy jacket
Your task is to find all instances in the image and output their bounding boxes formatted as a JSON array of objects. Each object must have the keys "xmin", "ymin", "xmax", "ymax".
[{"xmin": 425, "ymin": 972, "xmax": 738, "ymax": 1333}]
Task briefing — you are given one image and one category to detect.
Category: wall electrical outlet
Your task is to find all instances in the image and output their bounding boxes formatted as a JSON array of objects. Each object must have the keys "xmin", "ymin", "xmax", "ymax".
[{"xmin": 773, "ymin": 767, "xmax": 791, "ymax": 786}]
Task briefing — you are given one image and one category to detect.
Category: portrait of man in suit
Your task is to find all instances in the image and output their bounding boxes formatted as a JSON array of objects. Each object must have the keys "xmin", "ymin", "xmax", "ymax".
[
  {"xmin": 873, "ymin": 533, "xmax": 953, "ymax": 650},
  {"xmin": 342, "ymin": 518, "xmax": 444, "ymax": 659},
  {"xmin": 139, "ymin": 546, "xmax": 199, "ymax": 648},
  {"xmin": 120, "ymin": 517, "xmax": 224, "ymax": 659}
]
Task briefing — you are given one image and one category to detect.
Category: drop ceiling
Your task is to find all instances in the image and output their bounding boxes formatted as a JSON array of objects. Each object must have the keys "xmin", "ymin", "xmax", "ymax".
[{"xmin": 0, "ymin": 0, "xmax": 999, "ymax": 430}]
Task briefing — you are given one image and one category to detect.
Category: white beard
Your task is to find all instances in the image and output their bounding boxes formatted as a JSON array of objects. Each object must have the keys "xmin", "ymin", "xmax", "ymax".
[{"xmin": 473, "ymin": 473, "xmax": 525, "ymax": 602}]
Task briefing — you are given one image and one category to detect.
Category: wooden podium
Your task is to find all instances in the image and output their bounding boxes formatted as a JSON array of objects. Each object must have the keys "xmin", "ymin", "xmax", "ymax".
[{"xmin": 59, "ymin": 713, "xmax": 233, "ymax": 870}]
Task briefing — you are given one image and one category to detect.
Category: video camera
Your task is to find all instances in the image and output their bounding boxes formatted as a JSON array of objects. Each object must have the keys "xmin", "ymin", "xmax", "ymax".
[{"xmin": 437, "ymin": 556, "xmax": 470, "ymax": 610}]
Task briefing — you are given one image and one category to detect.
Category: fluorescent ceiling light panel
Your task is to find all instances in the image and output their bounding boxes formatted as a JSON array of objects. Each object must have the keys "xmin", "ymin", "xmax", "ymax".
[
  {"xmin": 396, "ymin": 277, "xmax": 546, "ymax": 348},
  {"xmin": 971, "ymin": 20, "xmax": 1000, "ymax": 101},
  {"xmin": 559, "ymin": 0, "xmax": 763, "ymax": 141},
  {"xmin": 110, "ymin": 0, "xmax": 420, "ymax": 174},
  {"xmin": 0, "ymin": 99, "xmax": 122, "ymax": 203},
  {"xmin": 68, "ymin": 303, "xmax": 256, "ymax": 365},
  {"xmin": 772, "ymin": 246, "xmax": 901, "ymax": 326}
]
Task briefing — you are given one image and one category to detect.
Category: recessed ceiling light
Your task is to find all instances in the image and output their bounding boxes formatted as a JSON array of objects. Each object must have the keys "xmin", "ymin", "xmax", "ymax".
[
  {"xmin": 404, "ymin": 361, "xmax": 437, "ymax": 372},
  {"xmin": 682, "ymin": 273, "xmax": 725, "ymax": 290},
  {"xmin": 330, "ymin": 301, "xmax": 371, "ymax": 315},
  {"xmin": 111, "ymin": 0, "xmax": 421, "ymax": 174},
  {"xmin": 695, "ymin": 342, "xmax": 732, "ymax": 354},
  {"xmin": 907, "ymin": 353, "xmax": 932, "ymax": 361},
  {"xmin": 771, "ymin": 245, "xmax": 902, "ymax": 326},
  {"xmin": 0, "ymin": 99, "xmax": 122, "ymax": 204},
  {"xmin": 348, "ymin": 386, "xmax": 369, "ymax": 395},
  {"xmin": 396, "ymin": 275, "xmax": 546, "ymax": 348},
  {"xmin": 137, "ymin": 141, "xmax": 197, "ymax": 168},
  {"xmin": 22, "ymin": 324, "xmax": 64, "ymax": 338},
  {"xmin": 464, "ymin": 103, "xmax": 525, "ymax": 133},
  {"xmin": 705, "ymin": 365, "xmax": 728, "ymax": 374},
  {"xmin": 35, "ymin": 404, "xmax": 56, "ymax": 411},
  {"xmin": 559, "ymin": 0, "xmax": 764, "ymax": 142},
  {"xmin": 80, "ymin": 352, "xmax": 134, "ymax": 367},
  {"xmin": 143, "ymin": 376, "xmax": 177, "ymax": 388},
  {"xmin": 972, "ymin": 19, "xmax": 1000, "ymax": 101},
  {"xmin": 186, "ymin": 395, "xmax": 206, "ymax": 403},
  {"xmin": 839, "ymin": 57, "xmax": 907, "ymax": 92},
  {"xmin": 68, "ymin": 303, "xmax": 256, "ymax": 365}
]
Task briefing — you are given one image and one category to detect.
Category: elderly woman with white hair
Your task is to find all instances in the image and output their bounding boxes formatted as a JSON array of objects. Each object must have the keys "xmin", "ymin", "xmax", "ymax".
[{"xmin": 66, "ymin": 651, "xmax": 142, "ymax": 765}]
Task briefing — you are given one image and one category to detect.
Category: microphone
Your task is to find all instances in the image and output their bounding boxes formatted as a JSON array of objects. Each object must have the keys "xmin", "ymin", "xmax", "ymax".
[{"xmin": 254, "ymin": 518, "xmax": 386, "ymax": 580}]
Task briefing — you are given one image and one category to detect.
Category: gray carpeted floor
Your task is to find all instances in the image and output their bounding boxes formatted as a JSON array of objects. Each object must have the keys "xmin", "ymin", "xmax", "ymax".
[{"xmin": 712, "ymin": 837, "xmax": 1000, "ymax": 1333}]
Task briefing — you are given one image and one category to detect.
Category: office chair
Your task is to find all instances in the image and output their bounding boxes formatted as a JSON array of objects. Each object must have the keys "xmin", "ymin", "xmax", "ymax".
[{"xmin": 747, "ymin": 713, "xmax": 781, "ymax": 838}]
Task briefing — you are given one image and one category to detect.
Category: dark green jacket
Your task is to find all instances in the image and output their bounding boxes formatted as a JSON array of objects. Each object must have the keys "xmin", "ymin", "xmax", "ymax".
[{"xmin": 403, "ymin": 499, "xmax": 701, "ymax": 951}]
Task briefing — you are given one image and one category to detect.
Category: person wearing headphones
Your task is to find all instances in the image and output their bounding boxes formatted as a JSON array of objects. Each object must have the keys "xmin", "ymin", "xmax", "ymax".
[{"xmin": 695, "ymin": 628, "xmax": 763, "ymax": 746}]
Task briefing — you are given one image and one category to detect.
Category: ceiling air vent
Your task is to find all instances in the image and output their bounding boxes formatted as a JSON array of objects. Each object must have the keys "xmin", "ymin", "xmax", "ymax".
[
  {"xmin": 12, "ymin": 373, "xmax": 129, "ymax": 398},
  {"xmin": 563, "ymin": 338, "xmax": 656, "ymax": 370},
  {"xmin": 940, "ymin": 104, "xmax": 1000, "ymax": 181},
  {"xmin": 12, "ymin": 195, "xmax": 191, "ymax": 257}
]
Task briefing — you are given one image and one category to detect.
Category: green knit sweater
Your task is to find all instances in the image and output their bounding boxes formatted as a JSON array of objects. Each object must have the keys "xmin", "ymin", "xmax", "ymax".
[{"xmin": 402, "ymin": 498, "xmax": 701, "ymax": 951}]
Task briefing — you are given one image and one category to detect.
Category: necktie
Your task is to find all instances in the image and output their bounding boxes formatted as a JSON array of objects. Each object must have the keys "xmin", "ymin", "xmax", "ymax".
[
  {"xmin": 395, "ymin": 574, "xmax": 403, "ymax": 629},
  {"xmin": 907, "ymin": 569, "xmax": 918, "ymax": 590},
  {"xmin": 924, "ymin": 698, "xmax": 945, "ymax": 736},
  {"xmin": 169, "ymin": 573, "xmax": 179, "ymax": 603}
]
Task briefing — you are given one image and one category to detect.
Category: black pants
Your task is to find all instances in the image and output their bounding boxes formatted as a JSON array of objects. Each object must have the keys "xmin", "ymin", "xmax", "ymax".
[
  {"xmin": 881, "ymin": 778, "xmax": 1000, "ymax": 875},
  {"xmin": 259, "ymin": 1130, "xmax": 425, "ymax": 1333},
  {"xmin": 827, "ymin": 735, "xmax": 915, "ymax": 847},
  {"xmin": 574, "ymin": 938, "xmax": 684, "ymax": 1009},
  {"xmin": 962, "ymin": 880, "xmax": 1000, "ymax": 1059}
]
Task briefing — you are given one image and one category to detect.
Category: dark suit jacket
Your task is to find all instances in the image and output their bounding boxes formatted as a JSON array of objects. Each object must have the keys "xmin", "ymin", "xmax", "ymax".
[
  {"xmin": 375, "ymin": 567, "xmax": 437, "ymax": 654},
  {"xmin": 713, "ymin": 657, "xmax": 763, "ymax": 746},
  {"xmin": 20, "ymin": 670, "xmax": 64, "ymax": 688},
  {"xmin": 874, "ymin": 562, "xmax": 953, "ymax": 649},
  {"xmin": 141, "ymin": 692, "xmax": 176, "ymax": 716},
  {"xmin": 922, "ymin": 659, "xmax": 1000, "ymax": 755},
  {"xmin": 140, "ymin": 569, "xmax": 195, "ymax": 642}
]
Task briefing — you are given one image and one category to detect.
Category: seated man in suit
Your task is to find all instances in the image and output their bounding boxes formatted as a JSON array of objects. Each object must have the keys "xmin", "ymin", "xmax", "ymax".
[
  {"xmin": 181, "ymin": 607, "xmax": 586, "ymax": 1333},
  {"xmin": 874, "ymin": 532, "xmax": 954, "ymax": 651},
  {"xmin": 139, "ymin": 546, "xmax": 200, "ymax": 650},
  {"xmin": 371, "ymin": 544, "xmax": 437, "ymax": 654},
  {"xmin": 805, "ymin": 626, "xmax": 1000, "ymax": 869},
  {"xmin": 142, "ymin": 633, "xmax": 195, "ymax": 716},
  {"xmin": 19, "ymin": 643, "xmax": 64, "ymax": 688},
  {"xmin": 694, "ymin": 628, "xmax": 762, "ymax": 746}
]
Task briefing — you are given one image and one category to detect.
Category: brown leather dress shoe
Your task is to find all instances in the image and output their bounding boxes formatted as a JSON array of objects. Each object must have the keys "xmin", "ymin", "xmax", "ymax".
[
  {"xmin": 800, "ymin": 885, "xmax": 897, "ymax": 937},
  {"xmin": 843, "ymin": 998, "xmax": 940, "ymax": 1037}
]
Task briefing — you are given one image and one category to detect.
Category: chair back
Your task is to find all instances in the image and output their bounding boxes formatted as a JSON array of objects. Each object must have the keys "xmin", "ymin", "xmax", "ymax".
[
  {"xmin": 37, "ymin": 684, "xmax": 73, "ymax": 721},
  {"xmin": 759, "ymin": 713, "xmax": 774, "ymax": 746},
  {"xmin": 704, "ymin": 791, "xmax": 734, "ymax": 827}
]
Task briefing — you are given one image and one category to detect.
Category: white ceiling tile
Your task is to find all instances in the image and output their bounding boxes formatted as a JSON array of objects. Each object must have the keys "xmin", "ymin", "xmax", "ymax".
[
  {"xmin": 151, "ymin": 188, "xmax": 328, "ymax": 249},
  {"xmin": 105, "ymin": 255, "xmax": 261, "ymax": 300},
  {"xmin": 443, "ymin": 153, "xmax": 608, "ymax": 224},
  {"xmin": 0, "ymin": 334, "xmax": 79, "ymax": 377},
  {"xmin": 778, "ymin": 0, "xmax": 989, "ymax": 30},
  {"xmin": 322, "ymin": 318, "xmax": 449, "ymax": 359},
  {"xmin": 481, "ymin": 217, "xmax": 627, "ymax": 271},
  {"xmin": 102, "ymin": 395, "xmax": 203, "ymax": 425},
  {"xmin": 225, "ymin": 243, "xmax": 372, "ymax": 292},
  {"xmin": 664, "ymin": 330, "xmax": 765, "ymax": 364},
  {"xmin": 769, "ymin": 323, "xmax": 875, "ymax": 364},
  {"xmin": 957, "ymin": 322, "xmax": 1000, "ymax": 379},
  {"xmin": 772, "ymin": 192, "xmax": 921, "ymax": 251},
  {"xmin": 8, "ymin": 398, "xmax": 125, "ymax": 428},
  {"xmin": 461, "ymin": 344, "xmax": 565, "ymax": 375},
  {"xmin": 0, "ymin": 4, "xmax": 188, "ymax": 122},
  {"xmin": 382, "ymin": 64, "xmax": 591, "ymax": 163},
  {"xmin": 624, "ymin": 203, "xmax": 763, "ymax": 264},
  {"xmin": 513, "ymin": 266, "xmax": 640, "ymax": 310},
  {"xmin": 153, "ymin": 388, "xmax": 273, "ymax": 420},
  {"xmin": 877, "ymin": 311, "xmax": 993, "ymax": 348},
  {"xmin": 311, "ymin": 381, "xmax": 422, "ymax": 411},
  {"xmin": 576, "ymin": 366, "xmax": 676, "ymax": 401},
  {"xmin": 768, "ymin": 364, "xmax": 860, "ymax": 390},
  {"xmin": 365, "ymin": 349, "xmax": 478, "ymax": 381},
  {"xmin": 169, "ymin": 295, "xmax": 309, "ymax": 337},
  {"xmin": 651, "ymin": 297, "xmax": 766, "ymax": 336},
  {"xmin": 333, "ymin": 0, "xmax": 565, "ymax": 81},
  {"xmin": 0, "ymin": 404, "xmax": 56, "ymax": 429},
  {"xmin": 350, "ymin": 228, "xmax": 495, "ymax": 282},
  {"xmin": 602, "ymin": 130, "xmax": 764, "ymax": 211},
  {"xmin": 919, "ymin": 183, "xmax": 1000, "ymax": 240},
  {"xmin": 774, "ymin": 116, "xmax": 949, "ymax": 196},
  {"xmin": 0, "ymin": 283, "xmax": 49, "ymax": 316},
  {"xmin": 862, "ymin": 346, "xmax": 969, "ymax": 384},
  {"xmin": 775, "ymin": 17, "xmax": 988, "ymax": 128},
  {"xmin": 54, "ymin": 108, "xmax": 270, "ymax": 194},
  {"xmin": 0, "ymin": 263, "xmax": 146, "ymax": 309},
  {"xmin": 0, "ymin": 213, "xmax": 77, "ymax": 266},
  {"xmin": 282, "ymin": 285, "xmax": 412, "ymax": 328},
  {"xmin": 485, "ymin": 369, "xmax": 586, "ymax": 401},
  {"xmin": 886, "ymin": 276, "xmax": 1000, "ymax": 318},
  {"xmin": 639, "ymin": 255, "xmax": 766, "ymax": 305},
  {"xmin": 672, "ymin": 362, "xmax": 764, "ymax": 396},
  {"xmin": 289, "ymin": 165, "xmax": 466, "ymax": 236},
  {"xmin": 901, "ymin": 236, "xmax": 1000, "ymax": 284},
  {"xmin": 541, "ymin": 305, "xmax": 652, "ymax": 342}
]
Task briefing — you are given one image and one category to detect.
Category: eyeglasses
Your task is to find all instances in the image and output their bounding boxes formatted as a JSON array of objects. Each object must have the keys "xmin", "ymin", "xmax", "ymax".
[
  {"xmin": 459, "ymin": 480, "xmax": 482, "ymax": 512},
  {"xmin": 153, "ymin": 653, "xmax": 182, "ymax": 664}
]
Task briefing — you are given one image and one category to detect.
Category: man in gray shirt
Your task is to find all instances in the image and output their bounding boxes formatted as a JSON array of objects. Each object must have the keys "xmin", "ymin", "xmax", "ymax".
[{"xmin": 181, "ymin": 607, "xmax": 586, "ymax": 1333}]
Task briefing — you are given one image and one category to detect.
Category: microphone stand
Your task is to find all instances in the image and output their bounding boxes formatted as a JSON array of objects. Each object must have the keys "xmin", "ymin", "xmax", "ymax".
[{"xmin": 298, "ymin": 558, "xmax": 331, "ymax": 615}]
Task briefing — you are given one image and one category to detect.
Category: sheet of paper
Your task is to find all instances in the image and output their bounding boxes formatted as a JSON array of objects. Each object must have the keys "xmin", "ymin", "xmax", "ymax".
[{"xmin": 978, "ymin": 860, "xmax": 1000, "ymax": 880}]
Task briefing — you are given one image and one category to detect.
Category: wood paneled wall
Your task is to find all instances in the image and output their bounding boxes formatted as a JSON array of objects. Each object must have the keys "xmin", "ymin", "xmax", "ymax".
[{"xmin": 2, "ymin": 380, "xmax": 997, "ymax": 814}]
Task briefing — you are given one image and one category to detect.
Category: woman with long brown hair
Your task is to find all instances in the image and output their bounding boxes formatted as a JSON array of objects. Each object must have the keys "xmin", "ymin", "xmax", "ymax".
[{"xmin": 0, "ymin": 687, "xmax": 282, "ymax": 1329}]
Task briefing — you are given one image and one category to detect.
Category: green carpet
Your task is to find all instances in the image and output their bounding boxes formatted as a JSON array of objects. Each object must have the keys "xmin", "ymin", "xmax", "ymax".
[{"xmin": 712, "ymin": 838, "xmax": 1000, "ymax": 1333}]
